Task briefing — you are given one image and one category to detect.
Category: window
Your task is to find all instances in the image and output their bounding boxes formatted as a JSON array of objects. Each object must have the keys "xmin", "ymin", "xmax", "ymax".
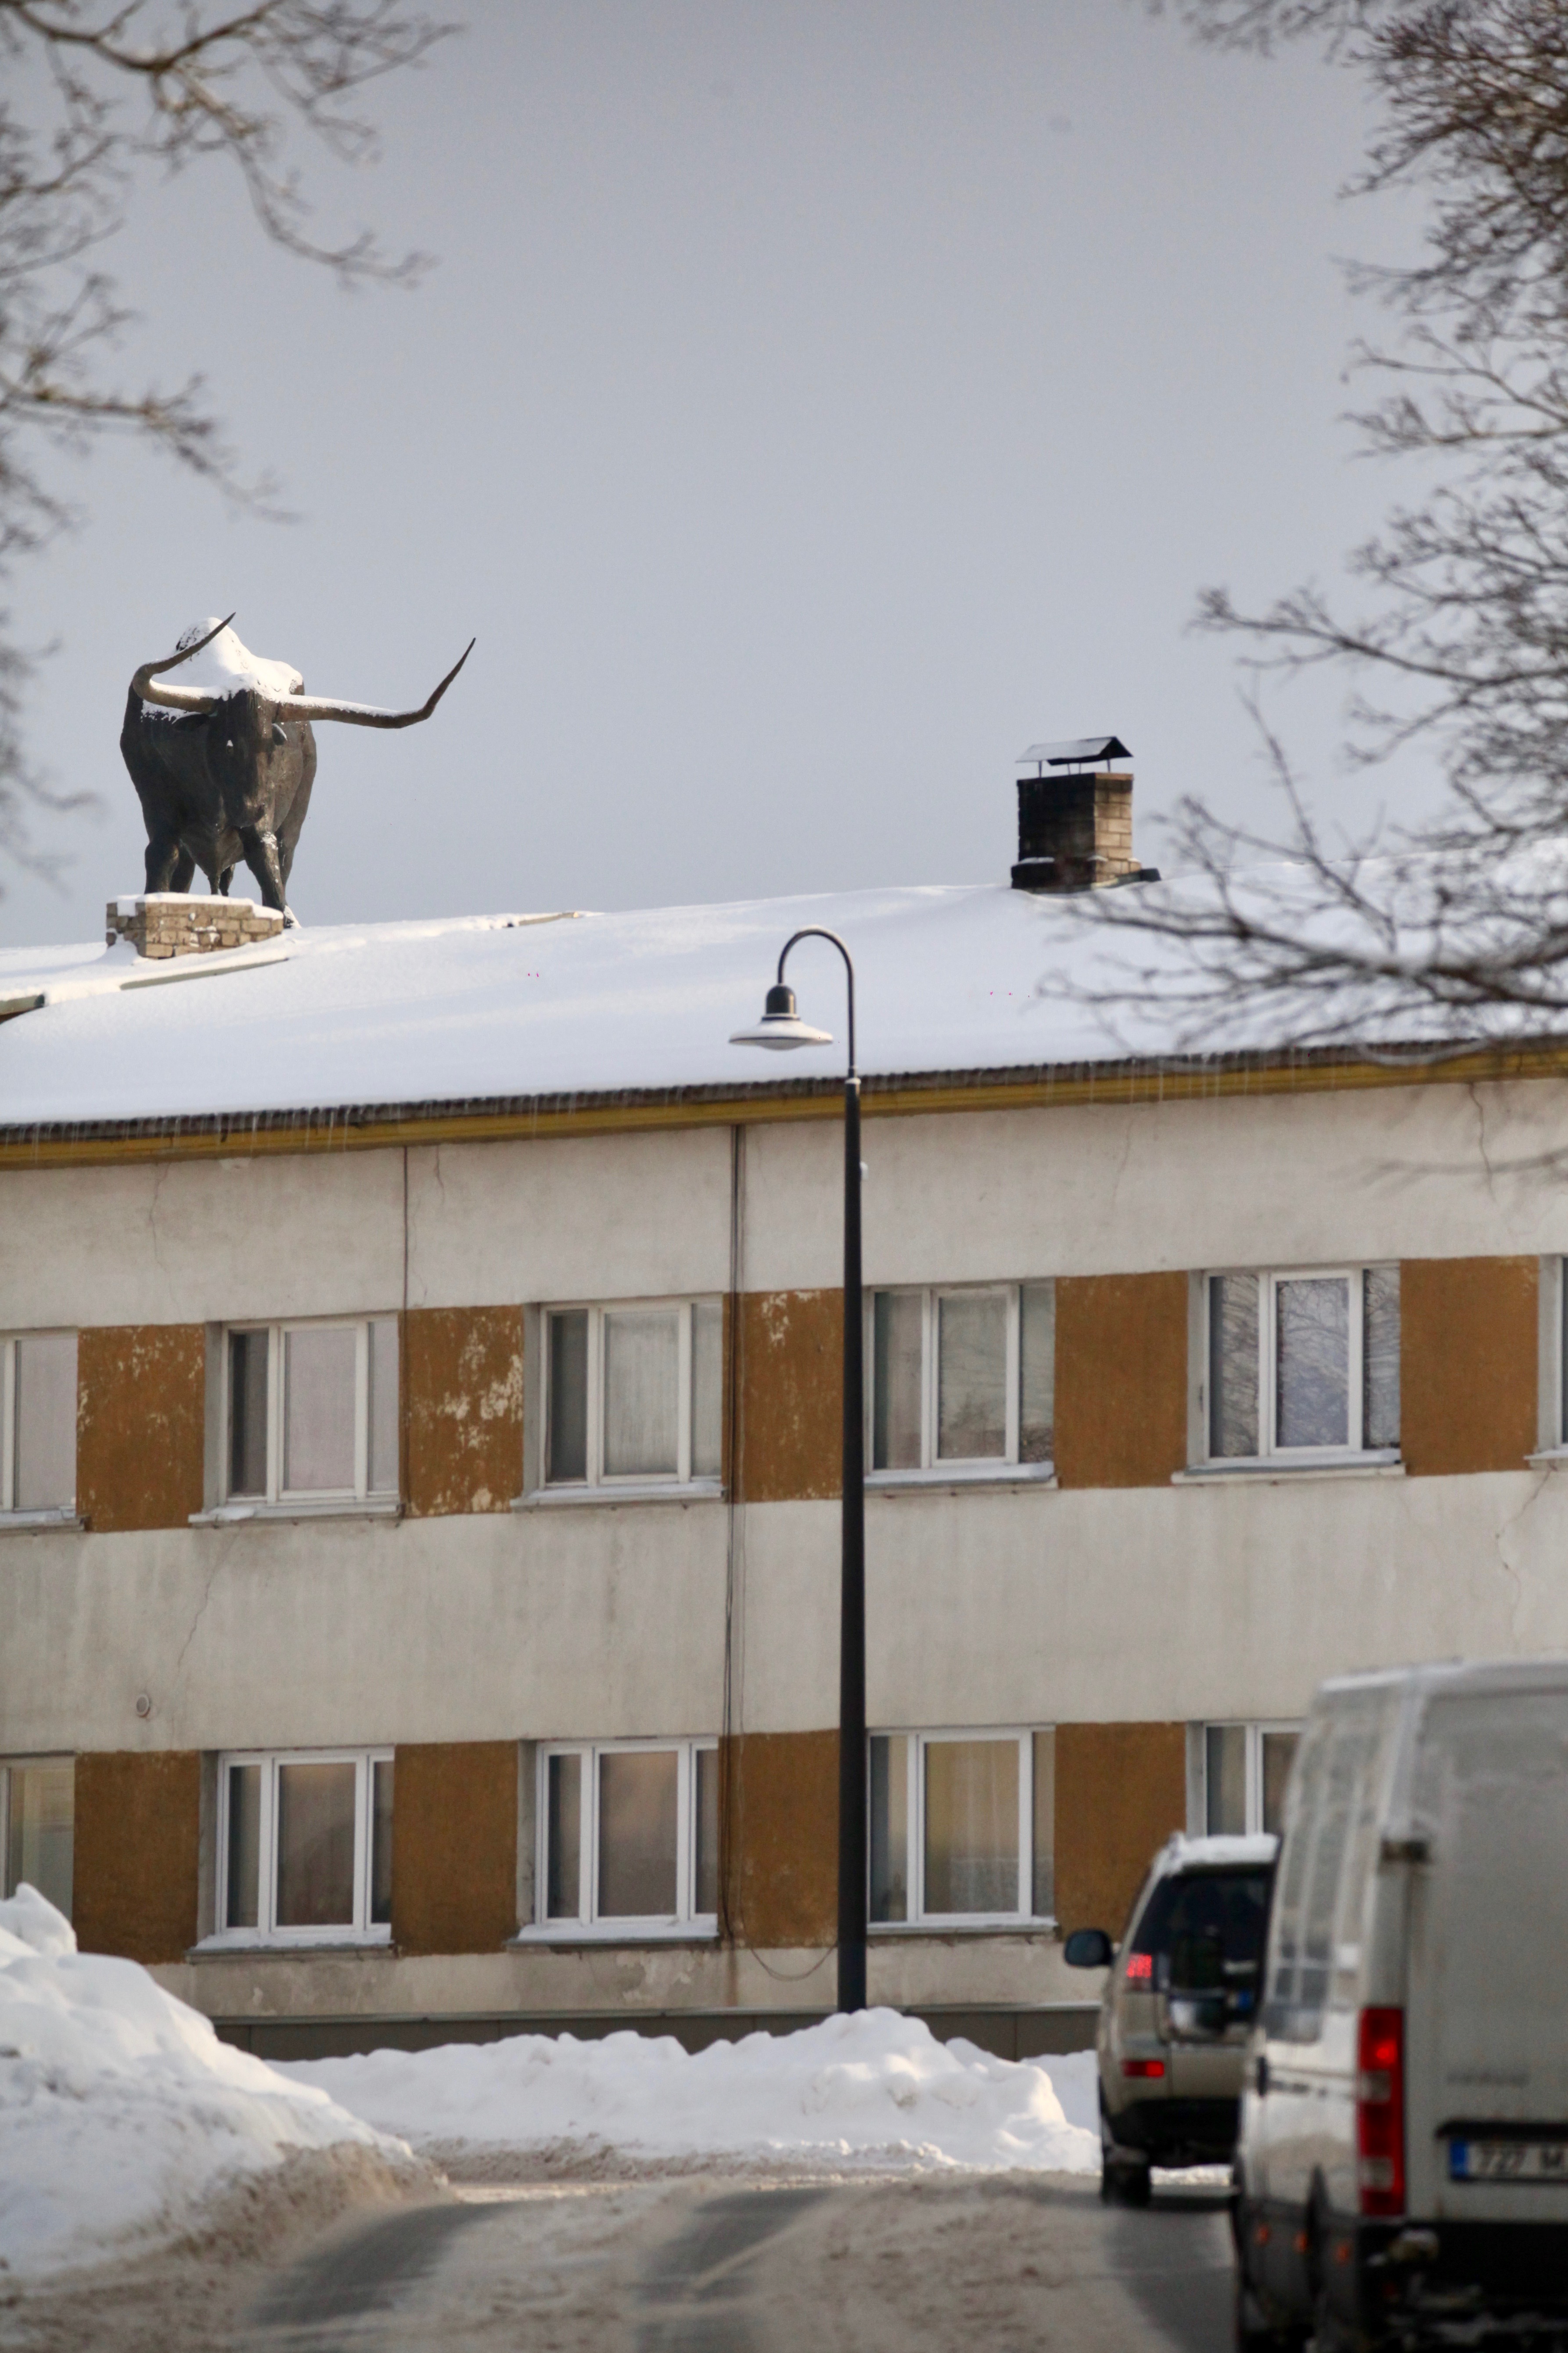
[
  {"xmin": 1, "ymin": 1756, "xmax": 74, "ymax": 1919},
  {"xmin": 543, "ymin": 1301, "xmax": 723, "ymax": 1490},
  {"xmin": 870, "ymin": 1729, "xmax": 1054, "ymax": 1927},
  {"xmin": 0, "ymin": 1332, "xmax": 77, "ymax": 1518},
  {"xmin": 868, "ymin": 1284, "xmax": 1054, "ymax": 1476},
  {"xmin": 215, "ymin": 1749, "xmax": 392, "ymax": 1943},
  {"xmin": 1205, "ymin": 1266, "xmax": 1399, "ymax": 1463},
  {"xmin": 222, "ymin": 1319, "xmax": 398, "ymax": 1507},
  {"xmin": 536, "ymin": 1739, "xmax": 718, "ymax": 1932},
  {"xmin": 1204, "ymin": 1721, "xmax": 1302, "ymax": 1838}
]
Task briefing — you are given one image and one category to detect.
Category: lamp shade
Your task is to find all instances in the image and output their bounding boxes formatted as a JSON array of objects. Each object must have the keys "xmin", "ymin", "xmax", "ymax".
[{"xmin": 730, "ymin": 981, "xmax": 834, "ymax": 1051}]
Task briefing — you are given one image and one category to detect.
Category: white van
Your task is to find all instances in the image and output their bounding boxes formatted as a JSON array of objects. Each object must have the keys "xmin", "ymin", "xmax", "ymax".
[{"xmin": 1234, "ymin": 1659, "xmax": 1568, "ymax": 2349}]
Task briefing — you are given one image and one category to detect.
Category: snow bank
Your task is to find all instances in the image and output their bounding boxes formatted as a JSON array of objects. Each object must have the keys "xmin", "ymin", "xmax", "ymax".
[
  {"xmin": 281, "ymin": 2009, "xmax": 1101, "ymax": 2175},
  {"xmin": 0, "ymin": 1887, "xmax": 410, "ymax": 2279}
]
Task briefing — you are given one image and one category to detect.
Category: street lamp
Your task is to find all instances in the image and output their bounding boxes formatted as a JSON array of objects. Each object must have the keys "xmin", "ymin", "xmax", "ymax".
[{"xmin": 730, "ymin": 928, "xmax": 867, "ymax": 2015}]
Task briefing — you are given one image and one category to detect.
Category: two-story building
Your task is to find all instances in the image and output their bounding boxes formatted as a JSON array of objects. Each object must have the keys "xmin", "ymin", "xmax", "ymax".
[{"xmin": 4, "ymin": 763, "xmax": 1568, "ymax": 2059}]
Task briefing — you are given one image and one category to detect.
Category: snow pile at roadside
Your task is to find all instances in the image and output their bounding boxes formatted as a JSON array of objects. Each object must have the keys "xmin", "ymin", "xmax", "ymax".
[
  {"xmin": 0, "ymin": 1886, "xmax": 412, "ymax": 2279},
  {"xmin": 282, "ymin": 2008, "xmax": 1101, "ymax": 2175}
]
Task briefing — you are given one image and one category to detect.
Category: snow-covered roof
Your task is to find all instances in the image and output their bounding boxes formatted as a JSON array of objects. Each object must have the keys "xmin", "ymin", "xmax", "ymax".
[
  {"xmin": 1, "ymin": 860, "xmax": 1564, "ymax": 1137},
  {"xmin": 0, "ymin": 883, "xmax": 1156, "ymax": 1133}
]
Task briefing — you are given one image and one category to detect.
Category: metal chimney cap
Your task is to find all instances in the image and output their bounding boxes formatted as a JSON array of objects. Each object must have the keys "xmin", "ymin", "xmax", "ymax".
[{"xmin": 1016, "ymin": 735, "xmax": 1131, "ymax": 768}]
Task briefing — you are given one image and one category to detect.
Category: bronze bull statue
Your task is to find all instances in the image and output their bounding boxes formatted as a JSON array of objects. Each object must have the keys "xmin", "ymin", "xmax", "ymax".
[{"xmin": 120, "ymin": 615, "xmax": 474, "ymax": 919}]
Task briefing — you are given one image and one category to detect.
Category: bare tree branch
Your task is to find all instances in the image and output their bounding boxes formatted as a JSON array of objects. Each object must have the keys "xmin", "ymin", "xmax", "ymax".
[{"xmin": 1065, "ymin": 3, "xmax": 1568, "ymax": 1060}]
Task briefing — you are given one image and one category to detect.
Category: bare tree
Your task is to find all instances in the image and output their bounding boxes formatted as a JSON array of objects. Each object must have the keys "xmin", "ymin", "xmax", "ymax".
[
  {"xmin": 1069, "ymin": 2, "xmax": 1568, "ymax": 1056},
  {"xmin": 0, "ymin": 0, "xmax": 454, "ymax": 883}
]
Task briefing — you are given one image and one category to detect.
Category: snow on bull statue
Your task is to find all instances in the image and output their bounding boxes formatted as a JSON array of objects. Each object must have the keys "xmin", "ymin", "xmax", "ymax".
[{"xmin": 120, "ymin": 614, "xmax": 474, "ymax": 922}]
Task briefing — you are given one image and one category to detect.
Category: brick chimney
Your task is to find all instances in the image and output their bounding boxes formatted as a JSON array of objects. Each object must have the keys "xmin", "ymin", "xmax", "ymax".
[
  {"xmin": 1010, "ymin": 736, "xmax": 1159, "ymax": 893},
  {"xmin": 107, "ymin": 894, "xmax": 284, "ymax": 959}
]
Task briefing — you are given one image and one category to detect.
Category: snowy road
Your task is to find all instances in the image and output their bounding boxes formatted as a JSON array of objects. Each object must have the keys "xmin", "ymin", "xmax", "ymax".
[{"xmin": 234, "ymin": 2173, "xmax": 1234, "ymax": 2353}]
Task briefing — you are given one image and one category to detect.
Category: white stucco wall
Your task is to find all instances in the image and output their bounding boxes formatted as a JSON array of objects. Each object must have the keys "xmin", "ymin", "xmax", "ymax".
[
  {"xmin": 6, "ymin": 1467, "xmax": 1568, "ymax": 1755},
  {"xmin": 10, "ymin": 1070, "xmax": 1568, "ymax": 1334}
]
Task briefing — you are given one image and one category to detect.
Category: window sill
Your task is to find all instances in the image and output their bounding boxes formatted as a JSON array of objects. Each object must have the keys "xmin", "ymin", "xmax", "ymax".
[
  {"xmin": 1527, "ymin": 1448, "xmax": 1568, "ymax": 1469},
  {"xmin": 189, "ymin": 1499, "xmax": 402, "ymax": 1527},
  {"xmin": 869, "ymin": 1919, "xmax": 1059, "ymax": 1938},
  {"xmin": 1173, "ymin": 1454, "xmax": 1403, "ymax": 1486},
  {"xmin": 511, "ymin": 1923, "xmax": 721, "ymax": 1946},
  {"xmin": 0, "ymin": 1509, "xmax": 82, "ymax": 1535},
  {"xmin": 191, "ymin": 1931, "xmax": 393, "ymax": 1956},
  {"xmin": 513, "ymin": 1481, "xmax": 725, "ymax": 1511},
  {"xmin": 867, "ymin": 1465, "xmax": 1057, "ymax": 1495}
]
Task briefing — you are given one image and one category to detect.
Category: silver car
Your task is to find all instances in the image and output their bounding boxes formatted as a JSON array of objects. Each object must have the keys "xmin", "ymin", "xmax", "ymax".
[{"xmin": 1065, "ymin": 1831, "xmax": 1278, "ymax": 2203}]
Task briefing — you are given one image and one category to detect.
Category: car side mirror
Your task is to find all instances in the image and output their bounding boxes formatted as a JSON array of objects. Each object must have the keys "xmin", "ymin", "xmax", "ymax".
[{"xmin": 1063, "ymin": 1927, "xmax": 1114, "ymax": 1969}]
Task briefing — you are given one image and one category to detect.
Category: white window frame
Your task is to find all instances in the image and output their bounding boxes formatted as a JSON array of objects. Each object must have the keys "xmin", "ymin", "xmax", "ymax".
[
  {"xmin": 211, "ymin": 1317, "xmax": 398, "ymax": 1515},
  {"xmin": 207, "ymin": 1747, "xmax": 392, "ymax": 1948},
  {"xmin": 0, "ymin": 1330, "xmax": 79, "ymax": 1527},
  {"xmin": 526, "ymin": 1736, "xmax": 719, "ymax": 1939},
  {"xmin": 865, "ymin": 1283, "xmax": 1055, "ymax": 1485},
  {"xmin": 538, "ymin": 1297, "xmax": 723, "ymax": 1498},
  {"xmin": 1199, "ymin": 1265, "xmax": 1399, "ymax": 1469},
  {"xmin": 870, "ymin": 1727, "xmax": 1052, "ymax": 1932},
  {"xmin": 1200, "ymin": 1719, "xmax": 1303, "ymax": 1837},
  {"xmin": 1, "ymin": 1752, "xmax": 75, "ymax": 1911}
]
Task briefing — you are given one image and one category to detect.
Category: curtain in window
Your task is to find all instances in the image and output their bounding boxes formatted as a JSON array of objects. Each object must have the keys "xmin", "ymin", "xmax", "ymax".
[
  {"xmin": 367, "ymin": 1319, "xmax": 400, "ymax": 1496},
  {"xmin": 1031, "ymin": 1729, "xmax": 1055, "ymax": 1918},
  {"xmin": 597, "ymin": 1750, "xmax": 679, "ymax": 1916},
  {"xmin": 1019, "ymin": 1283, "xmax": 1055, "ymax": 1465},
  {"xmin": 1209, "ymin": 1276, "xmax": 1259, "ymax": 1458},
  {"xmin": 371, "ymin": 1758, "xmax": 394, "ymax": 1927},
  {"xmin": 603, "ymin": 1310, "xmax": 679, "ymax": 1477},
  {"xmin": 937, "ymin": 1293, "xmax": 1007, "ymax": 1460},
  {"xmin": 13, "ymin": 1333, "xmax": 76, "ymax": 1512},
  {"xmin": 1363, "ymin": 1268, "xmax": 1400, "ymax": 1450},
  {"xmin": 1206, "ymin": 1724, "xmax": 1247, "ymax": 1835},
  {"xmin": 869, "ymin": 1735, "xmax": 909, "ymax": 1922},
  {"xmin": 283, "ymin": 1327, "xmax": 357, "ymax": 1492},
  {"xmin": 690, "ymin": 1302, "xmax": 724, "ymax": 1480},
  {"xmin": 693, "ymin": 1747, "xmax": 719, "ymax": 1917},
  {"xmin": 4, "ymin": 1760, "xmax": 73, "ymax": 1918},
  {"xmin": 924, "ymin": 1739, "xmax": 1018, "ymax": 1913},
  {"xmin": 873, "ymin": 1293, "xmax": 922, "ymax": 1470},
  {"xmin": 1262, "ymin": 1730, "xmax": 1299, "ymax": 1838},
  {"xmin": 275, "ymin": 1760, "xmax": 356, "ymax": 1926}
]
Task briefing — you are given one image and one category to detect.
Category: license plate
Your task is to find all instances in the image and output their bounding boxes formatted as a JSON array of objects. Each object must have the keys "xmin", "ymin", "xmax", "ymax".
[{"xmin": 1449, "ymin": 2140, "xmax": 1568, "ymax": 2183}]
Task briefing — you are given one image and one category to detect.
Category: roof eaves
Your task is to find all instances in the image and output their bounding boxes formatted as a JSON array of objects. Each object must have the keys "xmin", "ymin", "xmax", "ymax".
[{"xmin": 1, "ymin": 1034, "xmax": 1562, "ymax": 1168}]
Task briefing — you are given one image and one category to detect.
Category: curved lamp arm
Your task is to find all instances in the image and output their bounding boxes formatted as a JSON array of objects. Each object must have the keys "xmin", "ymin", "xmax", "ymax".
[{"xmin": 777, "ymin": 927, "xmax": 856, "ymax": 1076}]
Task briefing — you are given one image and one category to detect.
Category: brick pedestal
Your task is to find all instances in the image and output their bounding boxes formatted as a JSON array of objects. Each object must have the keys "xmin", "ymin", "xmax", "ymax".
[{"xmin": 106, "ymin": 894, "xmax": 284, "ymax": 959}]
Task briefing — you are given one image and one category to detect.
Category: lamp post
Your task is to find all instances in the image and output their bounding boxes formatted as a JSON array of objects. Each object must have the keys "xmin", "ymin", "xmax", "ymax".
[{"xmin": 730, "ymin": 929, "xmax": 866, "ymax": 2015}]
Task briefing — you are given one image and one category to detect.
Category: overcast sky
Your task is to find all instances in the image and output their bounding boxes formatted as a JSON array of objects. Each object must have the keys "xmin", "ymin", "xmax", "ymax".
[{"xmin": 6, "ymin": 1, "xmax": 1430, "ymax": 948}]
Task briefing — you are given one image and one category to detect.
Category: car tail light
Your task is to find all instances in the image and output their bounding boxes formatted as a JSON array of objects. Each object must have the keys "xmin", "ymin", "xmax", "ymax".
[
  {"xmin": 1122, "ymin": 2058, "xmax": 1166, "ymax": 2079},
  {"xmin": 1357, "ymin": 2007, "xmax": 1405, "ymax": 2217}
]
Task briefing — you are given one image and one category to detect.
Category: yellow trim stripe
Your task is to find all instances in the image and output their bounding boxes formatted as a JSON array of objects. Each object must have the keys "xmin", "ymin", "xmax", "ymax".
[{"xmin": 3, "ymin": 1038, "xmax": 1567, "ymax": 1170}]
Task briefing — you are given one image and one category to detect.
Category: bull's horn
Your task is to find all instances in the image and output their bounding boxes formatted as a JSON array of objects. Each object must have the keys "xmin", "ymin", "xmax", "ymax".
[
  {"xmin": 276, "ymin": 638, "xmax": 475, "ymax": 728},
  {"xmin": 129, "ymin": 612, "xmax": 236, "ymax": 713}
]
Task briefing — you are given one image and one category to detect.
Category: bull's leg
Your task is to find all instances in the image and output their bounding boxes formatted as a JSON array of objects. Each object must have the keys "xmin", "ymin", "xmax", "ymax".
[
  {"xmin": 144, "ymin": 828, "xmax": 183, "ymax": 893},
  {"xmin": 237, "ymin": 827, "xmax": 287, "ymax": 913},
  {"xmin": 218, "ymin": 867, "xmax": 235, "ymax": 896},
  {"xmin": 171, "ymin": 848, "xmax": 196, "ymax": 892}
]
